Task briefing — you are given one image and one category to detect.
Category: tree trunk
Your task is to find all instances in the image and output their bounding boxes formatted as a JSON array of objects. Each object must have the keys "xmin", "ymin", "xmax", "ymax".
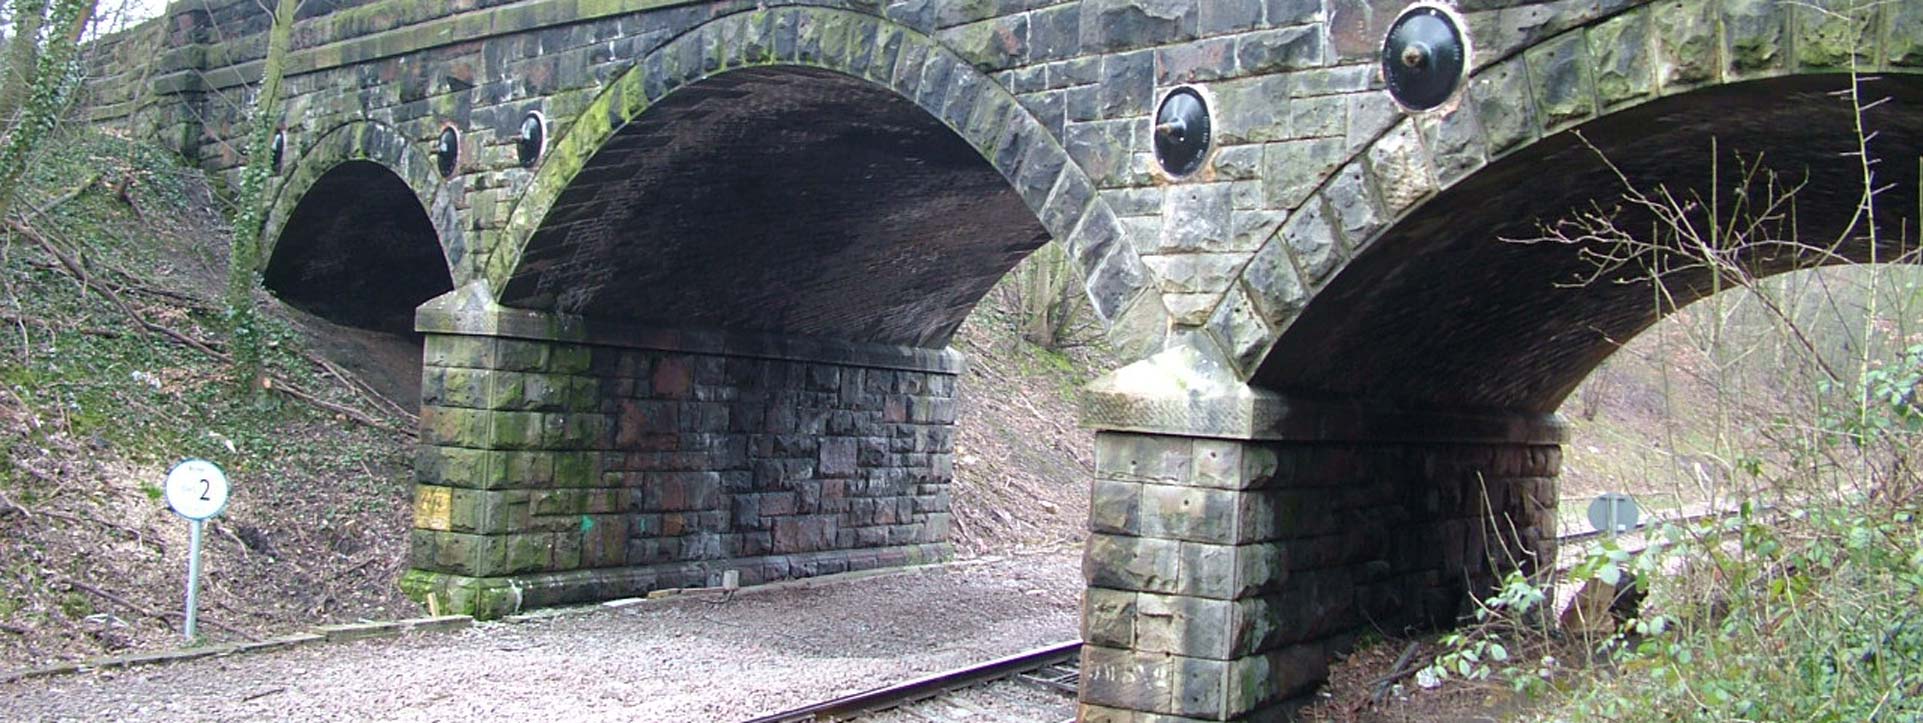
[
  {"xmin": 0, "ymin": 0, "xmax": 96, "ymax": 221},
  {"xmin": 224, "ymin": 0, "xmax": 299, "ymax": 393},
  {"xmin": 1017, "ymin": 242, "xmax": 1076, "ymax": 349},
  {"xmin": 0, "ymin": 0, "xmax": 49, "ymax": 123}
]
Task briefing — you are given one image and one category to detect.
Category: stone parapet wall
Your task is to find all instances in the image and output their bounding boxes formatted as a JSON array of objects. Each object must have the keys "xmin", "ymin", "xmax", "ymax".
[
  {"xmin": 1077, "ymin": 430, "xmax": 1558, "ymax": 721},
  {"xmin": 402, "ymin": 329, "xmax": 958, "ymax": 618}
]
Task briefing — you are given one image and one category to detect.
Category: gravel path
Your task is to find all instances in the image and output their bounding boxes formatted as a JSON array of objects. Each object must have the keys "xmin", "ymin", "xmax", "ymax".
[{"xmin": 0, "ymin": 553, "xmax": 1083, "ymax": 722}]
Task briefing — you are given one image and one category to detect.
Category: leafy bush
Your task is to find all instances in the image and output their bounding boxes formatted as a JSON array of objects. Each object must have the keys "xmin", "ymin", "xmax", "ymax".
[{"xmin": 1554, "ymin": 501, "xmax": 1923, "ymax": 721}]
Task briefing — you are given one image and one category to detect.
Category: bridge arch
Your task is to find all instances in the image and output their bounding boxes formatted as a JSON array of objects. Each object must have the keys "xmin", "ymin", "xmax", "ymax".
[
  {"xmin": 1250, "ymin": 73, "xmax": 1921, "ymax": 412},
  {"xmin": 486, "ymin": 6, "xmax": 1168, "ymax": 355},
  {"xmin": 1210, "ymin": 0, "xmax": 1923, "ymax": 412},
  {"xmin": 263, "ymin": 120, "xmax": 471, "ymax": 285},
  {"xmin": 262, "ymin": 121, "xmax": 461, "ymax": 334}
]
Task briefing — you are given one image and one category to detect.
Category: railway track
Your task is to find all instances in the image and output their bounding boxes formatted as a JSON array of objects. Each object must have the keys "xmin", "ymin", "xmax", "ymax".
[
  {"xmin": 1556, "ymin": 503, "xmax": 1763, "ymax": 546},
  {"xmin": 749, "ymin": 503, "xmax": 1760, "ymax": 722},
  {"xmin": 743, "ymin": 641, "xmax": 1081, "ymax": 723}
]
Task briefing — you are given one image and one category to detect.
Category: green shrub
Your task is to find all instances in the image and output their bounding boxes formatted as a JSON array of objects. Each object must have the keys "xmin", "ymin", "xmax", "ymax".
[{"xmin": 1551, "ymin": 501, "xmax": 1923, "ymax": 721}]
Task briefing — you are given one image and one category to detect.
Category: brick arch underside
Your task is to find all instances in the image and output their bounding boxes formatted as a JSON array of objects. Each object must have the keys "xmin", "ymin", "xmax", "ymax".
[
  {"xmin": 498, "ymin": 65, "xmax": 1050, "ymax": 349},
  {"xmin": 1256, "ymin": 74, "xmax": 1923, "ymax": 413},
  {"xmin": 264, "ymin": 160, "xmax": 456, "ymax": 334}
]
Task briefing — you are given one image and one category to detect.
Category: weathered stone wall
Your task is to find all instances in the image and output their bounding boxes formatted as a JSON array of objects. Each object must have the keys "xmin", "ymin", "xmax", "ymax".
[
  {"xmin": 1078, "ymin": 432, "xmax": 1558, "ymax": 721},
  {"xmin": 402, "ymin": 329, "xmax": 957, "ymax": 618},
  {"xmin": 82, "ymin": 14, "xmax": 191, "ymax": 149},
  {"xmin": 87, "ymin": 1, "xmax": 1168, "ymax": 356},
  {"xmin": 86, "ymin": 0, "xmax": 1923, "ymax": 385}
]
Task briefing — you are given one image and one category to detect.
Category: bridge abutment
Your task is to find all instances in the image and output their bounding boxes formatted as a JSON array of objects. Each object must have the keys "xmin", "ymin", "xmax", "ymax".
[
  {"xmin": 399, "ymin": 290, "xmax": 957, "ymax": 618},
  {"xmin": 1077, "ymin": 347, "xmax": 1562, "ymax": 721}
]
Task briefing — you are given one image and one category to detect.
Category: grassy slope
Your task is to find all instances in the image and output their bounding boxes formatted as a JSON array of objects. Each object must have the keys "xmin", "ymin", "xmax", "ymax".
[{"xmin": 0, "ymin": 132, "xmax": 415, "ymax": 667}]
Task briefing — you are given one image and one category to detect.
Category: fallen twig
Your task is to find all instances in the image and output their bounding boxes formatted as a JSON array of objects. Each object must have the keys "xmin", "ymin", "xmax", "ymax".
[
  {"xmin": 215, "ymin": 523, "xmax": 249, "ymax": 558},
  {"xmin": 25, "ymin": 172, "xmax": 103, "ymax": 221},
  {"xmin": 0, "ymin": 308, "xmax": 124, "ymax": 338},
  {"xmin": 0, "ymin": 491, "xmax": 30, "ymax": 518},
  {"xmin": 241, "ymin": 687, "xmax": 285, "ymax": 703},
  {"xmin": 0, "ymin": 383, "xmax": 42, "ymax": 433},
  {"xmin": 307, "ymin": 352, "xmax": 416, "ymax": 424},
  {"xmin": 270, "ymin": 381, "xmax": 416, "ymax": 438},
  {"xmin": 1370, "ymin": 641, "xmax": 1424, "ymax": 704},
  {"xmin": 109, "ymin": 172, "xmax": 146, "ymax": 226},
  {"xmin": 61, "ymin": 577, "xmax": 260, "ymax": 642},
  {"xmin": 0, "ymin": 491, "xmax": 161, "ymax": 553},
  {"xmin": 60, "ymin": 578, "xmax": 167, "ymax": 626},
  {"xmin": 8, "ymin": 219, "xmax": 412, "ymax": 439},
  {"xmin": 21, "ymin": 257, "xmax": 216, "ymax": 310},
  {"xmin": 337, "ymin": 553, "xmax": 382, "ymax": 578},
  {"xmin": 8, "ymin": 219, "xmax": 225, "ymax": 358}
]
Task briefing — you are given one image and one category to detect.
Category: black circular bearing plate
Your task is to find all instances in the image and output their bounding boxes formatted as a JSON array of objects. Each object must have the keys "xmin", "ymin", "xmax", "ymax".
[
  {"xmin": 517, "ymin": 113, "xmax": 546, "ymax": 168},
  {"xmin": 269, "ymin": 130, "xmax": 287, "ymax": 174},
  {"xmin": 1382, "ymin": 4, "xmax": 1469, "ymax": 111},
  {"xmin": 436, "ymin": 127, "xmax": 460, "ymax": 178},
  {"xmin": 1154, "ymin": 87, "xmax": 1212, "ymax": 177}
]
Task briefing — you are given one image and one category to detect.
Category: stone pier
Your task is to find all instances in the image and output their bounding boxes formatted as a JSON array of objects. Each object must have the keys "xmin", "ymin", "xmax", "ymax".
[
  {"xmin": 400, "ymin": 290, "xmax": 958, "ymax": 618},
  {"xmin": 1075, "ymin": 347, "xmax": 1562, "ymax": 721}
]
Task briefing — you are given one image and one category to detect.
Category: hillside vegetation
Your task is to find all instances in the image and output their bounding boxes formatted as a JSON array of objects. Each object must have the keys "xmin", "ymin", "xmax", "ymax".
[
  {"xmin": 0, "ymin": 132, "xmax": 416, "ymax": 666},
  {"xmin": 1528, "ymin": 265, "xmax": 1923, "ymax": 722}
]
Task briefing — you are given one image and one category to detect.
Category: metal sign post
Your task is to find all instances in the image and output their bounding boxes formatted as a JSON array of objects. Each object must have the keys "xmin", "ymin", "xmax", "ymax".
[
  {"xmin": 186, "ymin": 518, "xmax": 204, "ymax": 640},
  {"xmin": 164, "ymin": 459, "xmax": 230, "ymax": 642}
]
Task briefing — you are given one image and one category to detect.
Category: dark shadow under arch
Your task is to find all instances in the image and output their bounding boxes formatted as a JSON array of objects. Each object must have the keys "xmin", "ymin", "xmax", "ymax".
[
  {"xmin": 264, "ymin": 160, "xmax": 455, "ymax": 335},
  {"xmin": 1255, "ymin": 74, "xmax": 1923, "ymax": 413},
  {"xmin": 499, "ymin": 65, "xmax": 1050, "ymax": 348}
]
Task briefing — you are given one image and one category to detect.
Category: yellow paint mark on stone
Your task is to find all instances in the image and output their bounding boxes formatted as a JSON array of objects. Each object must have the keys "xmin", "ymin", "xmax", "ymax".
[{"xmin": 415, "ymin": 486, "xmax": 454, "ymax": 531}]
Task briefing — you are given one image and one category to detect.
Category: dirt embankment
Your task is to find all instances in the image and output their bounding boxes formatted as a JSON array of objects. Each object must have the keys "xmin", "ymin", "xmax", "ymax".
[
  {"xmin": 0, "ymin": 135, "xmax": 419, "ymax": 668},
  {"xmin": 946, "ymin": 303, "xmax": 1109, "ymax": 558}
]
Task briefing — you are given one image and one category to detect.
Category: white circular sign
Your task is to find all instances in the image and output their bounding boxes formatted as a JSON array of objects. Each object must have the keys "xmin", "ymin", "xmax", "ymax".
[{"xmin": 164, "ymin": 459, "xmax": 230, "ymax": 521}]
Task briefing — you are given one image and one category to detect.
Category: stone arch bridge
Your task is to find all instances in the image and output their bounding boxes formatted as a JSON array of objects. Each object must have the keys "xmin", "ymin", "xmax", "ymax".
[{"xmin": 85, "ymin": 0, "xmax": 1921, "ymax": 719}]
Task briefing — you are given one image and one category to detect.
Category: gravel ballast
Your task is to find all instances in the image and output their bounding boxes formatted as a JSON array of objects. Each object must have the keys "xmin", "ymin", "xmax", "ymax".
[{"xmin": 0, "ymin": 553, "xmax": 1082, "ymax": 722}]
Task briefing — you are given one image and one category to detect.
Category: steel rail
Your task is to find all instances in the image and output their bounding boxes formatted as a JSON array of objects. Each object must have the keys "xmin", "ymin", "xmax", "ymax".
[{"xmin": 741, "ymin": 640, "xmax": 1081, "ymax": 723}]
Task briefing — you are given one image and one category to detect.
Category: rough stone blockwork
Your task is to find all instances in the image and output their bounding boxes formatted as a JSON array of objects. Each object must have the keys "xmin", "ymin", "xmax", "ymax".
[
  {"xmin": 70, "ymin": 0, "xmax": 1922, "ymax": 718},
  {"xmin": 1078, "ymin": 433, "xmax": 1557, "ymax": 721},
  {"xmin": 402, "ymin": 333, "xmax": 956, "ymax": 618},
  {"xmin": 82, "ymin": 0, "xmax": 1923, "ymax": 380}
]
